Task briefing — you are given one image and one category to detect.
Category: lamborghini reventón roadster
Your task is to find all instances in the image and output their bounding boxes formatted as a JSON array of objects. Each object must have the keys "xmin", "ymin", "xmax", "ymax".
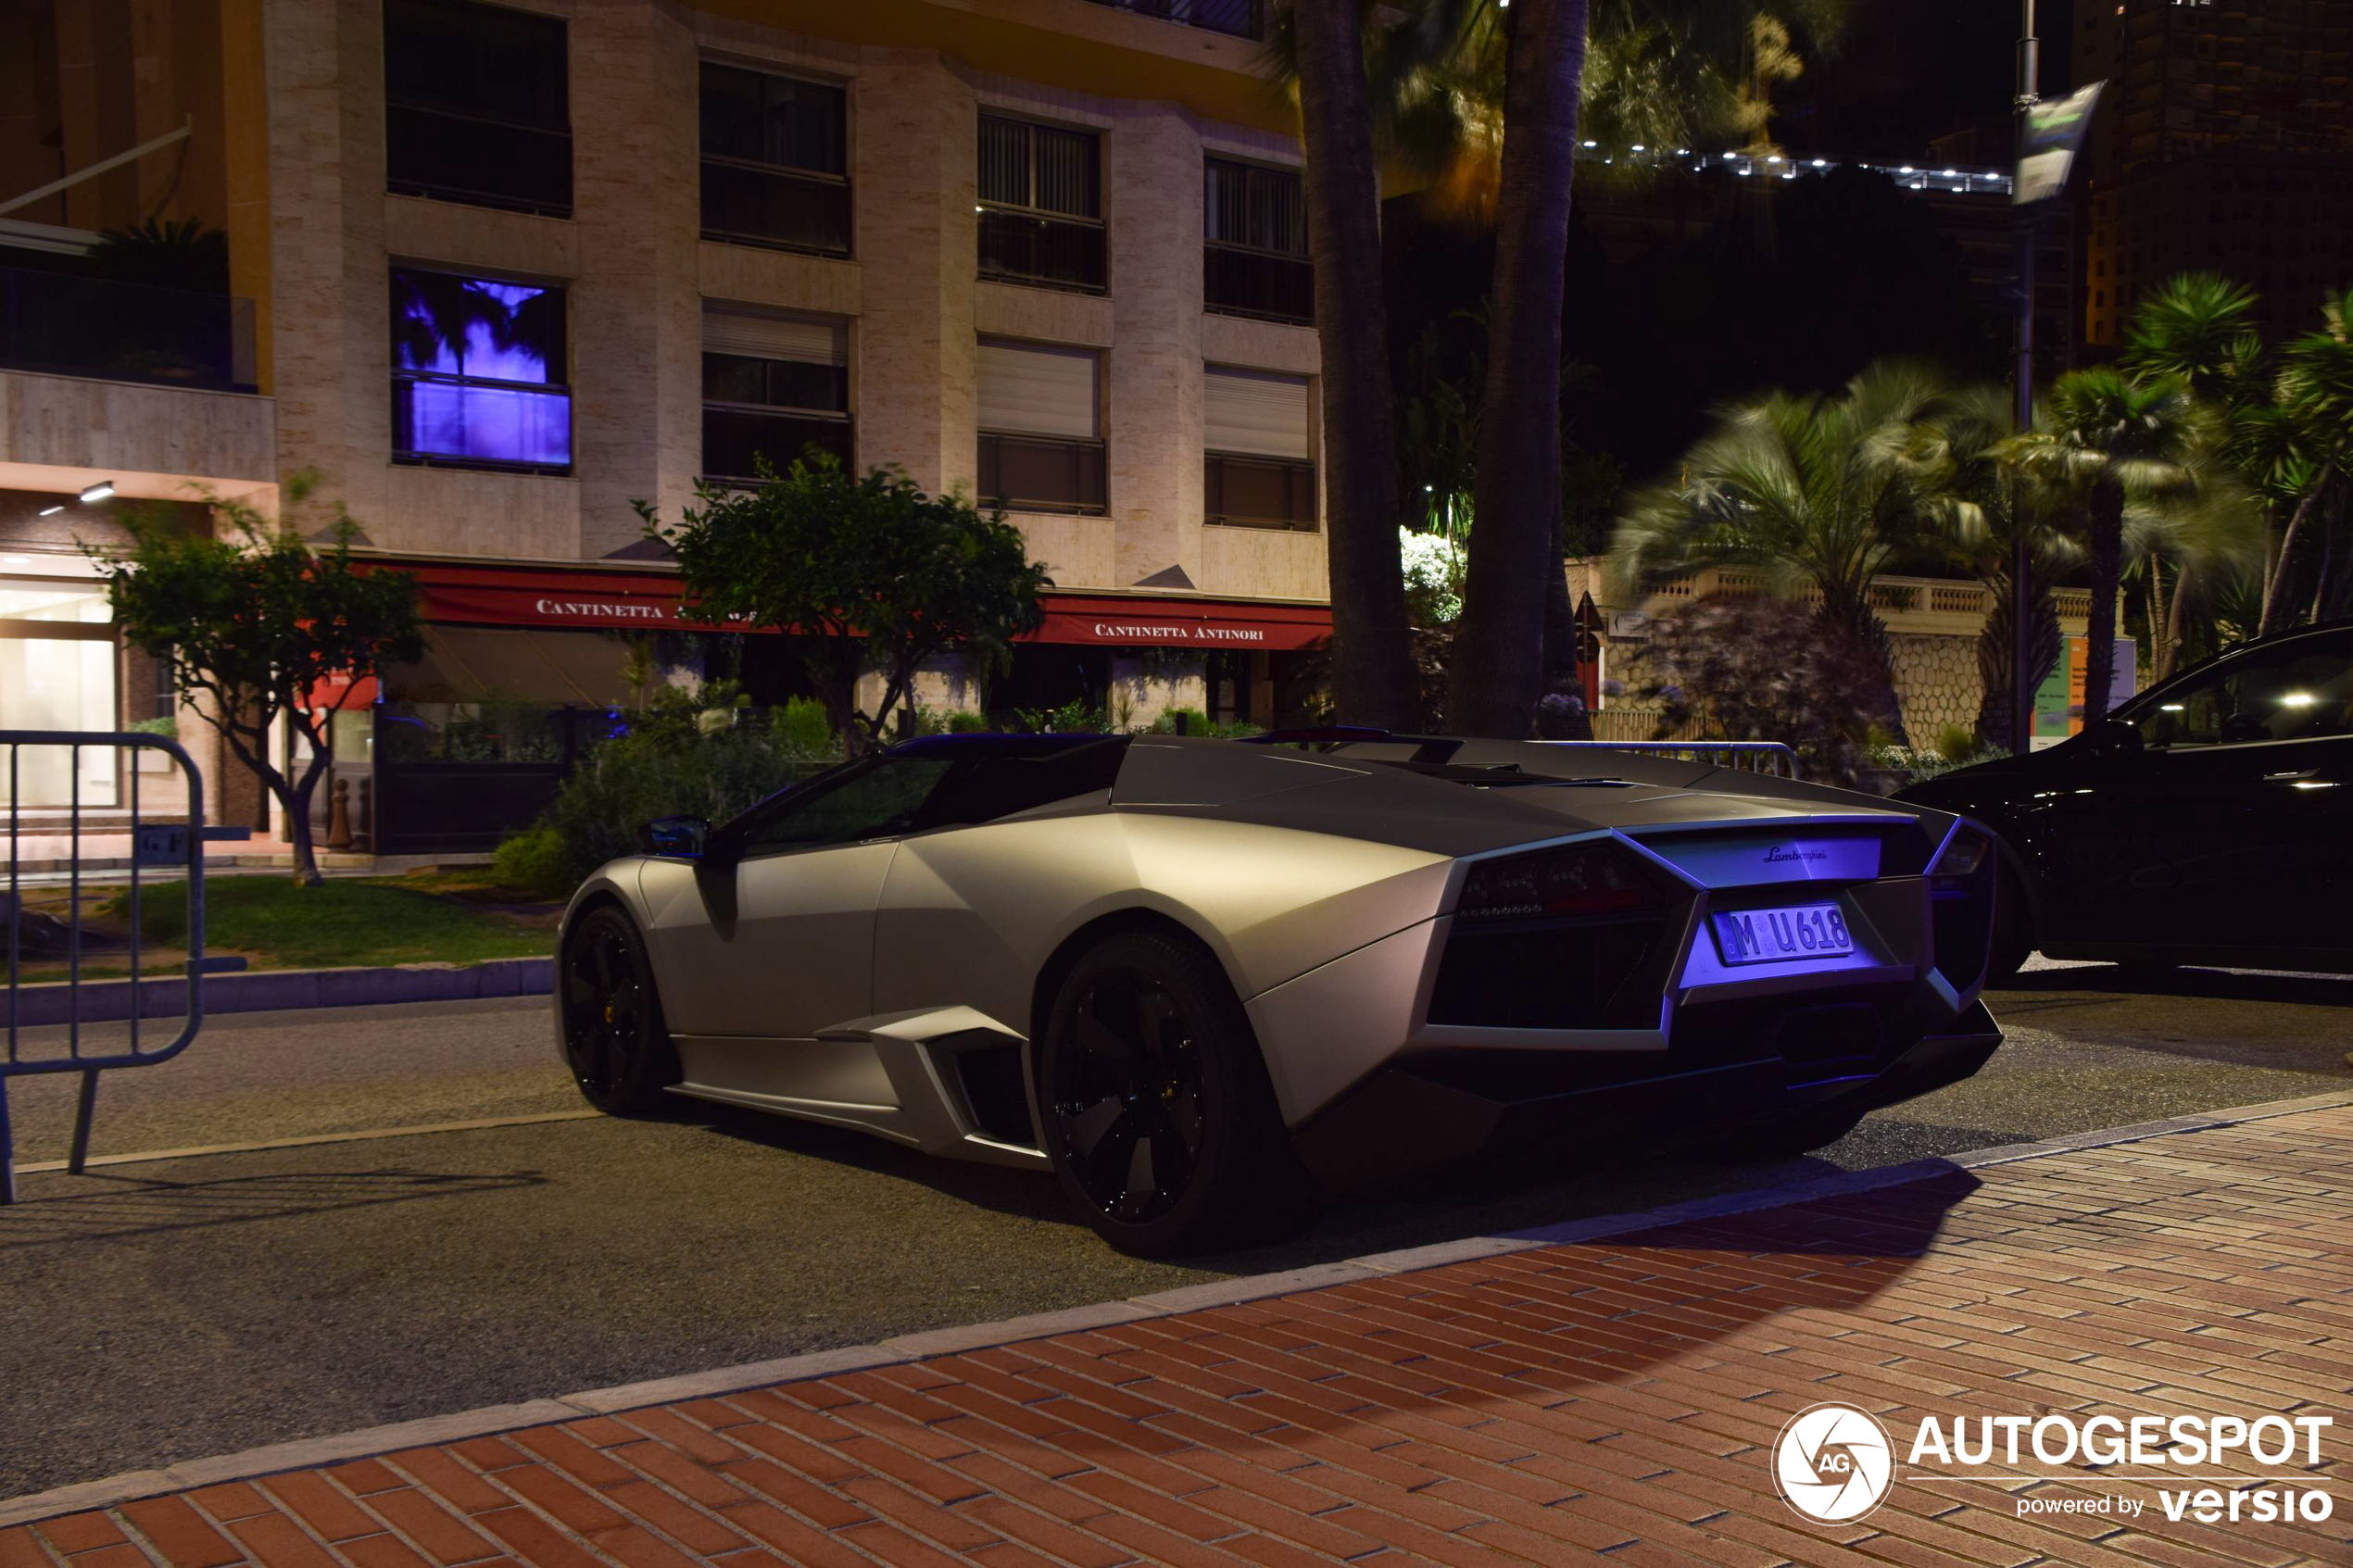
[{"xmin": 555, "ymin": 732, "xmax": 2004, "ymax": 1254}]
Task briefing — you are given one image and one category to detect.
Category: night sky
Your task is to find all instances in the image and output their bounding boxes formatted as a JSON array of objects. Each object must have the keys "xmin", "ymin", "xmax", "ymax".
[{"xmin": 1776, "ymin": 0, "xmax": 2079, "ymax": 162}]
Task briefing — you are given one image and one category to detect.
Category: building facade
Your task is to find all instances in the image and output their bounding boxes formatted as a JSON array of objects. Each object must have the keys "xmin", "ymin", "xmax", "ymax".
[
  {"xmin": 2073, "ymin": 0, "xmax": 2353, "ymax": 346},
  {"xmin": 1, "ymin": 0, "xmax": 1333, "ymax": 855}
]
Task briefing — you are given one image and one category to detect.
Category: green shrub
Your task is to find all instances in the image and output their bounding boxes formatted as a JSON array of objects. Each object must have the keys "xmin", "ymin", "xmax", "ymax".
[
  {"xmin": 946, "ymin": 709, "xmax": 991, "ymax": 733},
  {"xmin": 774, "ymin": 695, "xmax": 835, "ymax": 754},
  {"xmin": 490, "ymin": 822, "xmax": 570, "ymax": 897},
  {"xmin": 494, "ymin": 706, "xmax": 841, "ymax": 896},
  {"xmin": 1933, "ymin": 723, "xmax": 1980, "ymax": 763}
]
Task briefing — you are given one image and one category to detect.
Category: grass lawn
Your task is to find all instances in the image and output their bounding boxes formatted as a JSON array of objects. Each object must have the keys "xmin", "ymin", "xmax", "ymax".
[{"xmin": 13, "ymin": 874, "xmax": 556, "ymax": 984}]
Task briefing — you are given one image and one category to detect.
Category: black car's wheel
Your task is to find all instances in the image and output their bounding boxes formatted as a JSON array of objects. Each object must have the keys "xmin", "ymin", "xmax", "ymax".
[
  {"xmin": 1701, "ymin": 1107, "xmax": 1866, "ymax": 1162},
  {"xmin": 1039, "ymin": 931, "xmax": 1308, "ymax": 1257},
  {"xmin": 559, "ymin": 906, "xmax": 681, "ymax": 1116}
]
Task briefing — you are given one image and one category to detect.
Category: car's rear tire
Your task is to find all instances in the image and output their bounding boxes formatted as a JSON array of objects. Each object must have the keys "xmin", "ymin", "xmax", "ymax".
[
  {"xmin": 559, "ymin": 905, "xmax": 681, "ymax": 1116},
  {"xmin": 1038, "ymin": 931, "xmax": 1310, "ymax": 1257}
]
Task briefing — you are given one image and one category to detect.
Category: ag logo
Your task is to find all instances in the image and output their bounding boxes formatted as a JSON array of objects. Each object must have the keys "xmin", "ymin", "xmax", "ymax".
[{"xmin": 1771, "ymin": 1401, "xmax": 1895, "ymax": 1524}]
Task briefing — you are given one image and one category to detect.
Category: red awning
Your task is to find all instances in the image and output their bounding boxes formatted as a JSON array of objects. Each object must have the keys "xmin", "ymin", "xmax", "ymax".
[
  {"xmin": 380, "ymin": 563, "xmax": 1331, "ymax": 650},
  {"xmin": 1025, "ymin": 595, "xmax": 1330, "ymax": 650}
]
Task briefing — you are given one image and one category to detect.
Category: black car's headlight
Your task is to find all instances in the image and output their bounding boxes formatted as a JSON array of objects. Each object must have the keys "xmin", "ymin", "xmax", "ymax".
[{"xmin": 1454, "ymin": 840, "xmax": 1663, "ymax": 923}]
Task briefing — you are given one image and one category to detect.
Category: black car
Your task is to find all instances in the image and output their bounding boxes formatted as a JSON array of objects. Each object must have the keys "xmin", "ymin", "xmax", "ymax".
[{"xmin": 1899, "ymin": 621, "xmax": 2353, "ymax": 980}]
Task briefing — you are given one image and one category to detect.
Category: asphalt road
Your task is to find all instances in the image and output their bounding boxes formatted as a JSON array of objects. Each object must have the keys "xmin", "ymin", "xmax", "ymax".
[{"xmin": 3, "ymin": 960, "xmax": 2347, "ymax": 1500}]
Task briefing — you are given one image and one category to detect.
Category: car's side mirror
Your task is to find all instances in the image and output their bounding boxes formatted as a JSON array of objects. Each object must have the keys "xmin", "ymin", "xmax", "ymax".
[
  {"xmin": 637, "ymin": 815, "xmax": 711, "ymax": 859},
  {"xmin": 2083, "ymin": 718, "xmax": 2144, "ymax": 758}
]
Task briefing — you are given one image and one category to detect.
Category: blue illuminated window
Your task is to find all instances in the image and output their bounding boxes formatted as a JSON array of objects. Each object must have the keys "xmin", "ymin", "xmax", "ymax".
[{"xmin": 390, "ymin": 268, "xmax": 572, "ymax": 473}]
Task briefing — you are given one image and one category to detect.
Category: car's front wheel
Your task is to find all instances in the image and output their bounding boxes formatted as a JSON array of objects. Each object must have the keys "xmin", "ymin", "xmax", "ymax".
[
  {"xmin": 1038, "ymin": 931, "xmax": 1308, "ymax": 1257},
  {"xmin": 559, "ymin": 905, "xmax": 681, "ymax": 1116}
]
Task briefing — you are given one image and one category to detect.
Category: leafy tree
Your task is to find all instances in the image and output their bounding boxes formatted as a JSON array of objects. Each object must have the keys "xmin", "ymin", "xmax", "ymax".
[
  {"xmin": 1611, "ymin": 360, "xmax": 1946, "ymax": 744},
  {"xmin": 1633, "ymin": 593, "xmax": 1884, "ymax": 785},
  {"xmin": 2009, "ymin": 370, "xmax": 2205, "ymax": 723},
  {"xmin": 638, "ymin": 455, "xmax": 1050, "ymax": 754},
  {"xmin": 90, "ymin": 479, "xmax": 424, "ymax": 885}
]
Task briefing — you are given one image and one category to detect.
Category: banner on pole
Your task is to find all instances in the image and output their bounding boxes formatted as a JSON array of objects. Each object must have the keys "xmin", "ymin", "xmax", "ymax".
[{"xmin": 2016, "ymin": 82, "xmax": 2104, "ymax": 207}]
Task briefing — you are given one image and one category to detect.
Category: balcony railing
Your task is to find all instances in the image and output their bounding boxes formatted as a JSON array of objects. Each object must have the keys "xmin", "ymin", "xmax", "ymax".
[
  {"xmin": 386, "ymin": 103, "xmax": 573, "ymax": 217},
  {"xmin": 701, "ymin": 407, "xmax": 853, "ymax": 481},
  {"xmin": 701, "ymin": 160, "xmax": 853, "ymax": 257},
  {"xmin": 0, "ymin": 265, "xmax": 257, "ymax": 392},
  {"xmin": 979, "ymin": 209, "xmax": 1108, "ymax": 293},
  {"xmin": 1079, "ymin": 0, "xmax": 1263, "ymax": 41},
  {"xmin": 1205, "ymin": 453, "xmax": 1316, "ymax": 532},
  {"xmin": 1204, "ymin": 243, "xmax": 1314, "ymax": 324},
  {"xmin": 979, "ymin": 433, "xmax": 1108, "ymax": 515}
]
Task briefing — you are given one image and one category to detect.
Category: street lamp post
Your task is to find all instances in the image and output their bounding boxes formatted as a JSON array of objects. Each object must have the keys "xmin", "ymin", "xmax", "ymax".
[{"xmin": 2011, "ymin": 0, "xmax": 2039, "ymax": 757}]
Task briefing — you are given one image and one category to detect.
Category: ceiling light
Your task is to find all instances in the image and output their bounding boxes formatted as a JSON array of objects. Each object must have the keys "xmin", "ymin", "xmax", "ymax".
[
  {"xmin": 1582, "ymin": 140, "xmax": 1597, "ymax": 148},
  {"xmin": 79, "ymin": 482, "xmax": 115, "ymax": 503},
  {"xmin": 38, "ymin": 506, "xmax": 64, "ymax": 517},
  {"xmin": 1, "ymin": 555, "xmax": 27, "ymax": 563}
]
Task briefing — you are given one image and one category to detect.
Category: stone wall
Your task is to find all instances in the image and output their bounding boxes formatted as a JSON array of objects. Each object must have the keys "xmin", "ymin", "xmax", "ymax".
[{"xmin": 1890, "ymin": 633, "xmax": 1983, "ymax": 747}]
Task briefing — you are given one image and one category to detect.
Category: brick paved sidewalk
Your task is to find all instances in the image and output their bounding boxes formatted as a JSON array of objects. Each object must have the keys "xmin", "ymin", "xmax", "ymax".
[{"xmin": 9, "ymin": 1108, "xmax": 2349, "ymax": 1568}]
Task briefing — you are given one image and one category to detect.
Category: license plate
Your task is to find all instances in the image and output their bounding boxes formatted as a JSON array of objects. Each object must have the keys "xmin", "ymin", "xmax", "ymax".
[{"xmin": 1710, "ymin": 902, "xmax": 1855, "ymax": 966}]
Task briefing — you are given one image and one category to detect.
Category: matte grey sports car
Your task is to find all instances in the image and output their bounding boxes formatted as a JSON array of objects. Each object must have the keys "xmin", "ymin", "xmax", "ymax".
[{"xmin": 555, "ymin": 730, "xmax": 2003, "ymax": 1255}]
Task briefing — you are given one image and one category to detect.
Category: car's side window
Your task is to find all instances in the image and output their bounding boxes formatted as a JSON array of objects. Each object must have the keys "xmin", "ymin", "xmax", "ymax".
[
  {"xmin": 2131, "ymin": 639, "xmax": 2353, "ymax": 749},
  {"xmin": 738, "ymin": 759, "xmax": 956, "ymax": 853}
]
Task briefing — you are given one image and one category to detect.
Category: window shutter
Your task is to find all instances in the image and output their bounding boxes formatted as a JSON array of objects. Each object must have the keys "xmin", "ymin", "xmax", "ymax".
[
  {"xmin": 703, "ymin": 303, "xmax": 846, "ymax": 366},
  {"xmin": 978, "ymin": 340, "xmax": 1098, "ymax": 438},
  {"xmin": 1204, "ymin": 367, "xmax": 1310, "ymax": 458}
]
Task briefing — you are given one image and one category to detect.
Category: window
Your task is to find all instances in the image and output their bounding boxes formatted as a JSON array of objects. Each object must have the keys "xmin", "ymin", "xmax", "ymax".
[
  {"xmin": 1203, "ymin": 157, "xmax": 1312, "ymax": 324},
  {"xmin": 0, "ymin": 578, "xmax": 118, "ymax": 807},
  {"xmin": 977, "ymin": 339, "xmax": 1107, "ymax": 514},
  {"xmin": 1204, "ymin": 367, "xmax": 1315, "ymax": 531},
  {"xmin": 390, "ymin": 268, "xmax": 571, "ymax": 473},
  {"xmin": 384, "ymin": 0, "xmax": 571, "ymax": 216},
  {"xmin": 738, "ymin": 758, "xmax": 956, "ymax": 852},
  {"xmin": 2121, "ymin": 635, "xmax": 2353, "ymax": 750},
  {"xmin": 978, "ymin": 115, "xmax": 1106, "ymax": 293},
  {"xmin": 702, "ymin": 304, "xmax": 850, "ymax": 482},
  {"xmin": 700, "ymin": 63, "xmax": 850, "ymax": 256}
]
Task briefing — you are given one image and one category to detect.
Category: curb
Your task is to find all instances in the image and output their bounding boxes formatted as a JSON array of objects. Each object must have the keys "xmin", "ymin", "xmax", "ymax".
[
  {"xmin": 3, "ymin": 957, "xmax": 551, "ymax": 1026},
  {"xmin": 6, "ymin": 1084, "xmax": 2347, "ymax": 1527}
]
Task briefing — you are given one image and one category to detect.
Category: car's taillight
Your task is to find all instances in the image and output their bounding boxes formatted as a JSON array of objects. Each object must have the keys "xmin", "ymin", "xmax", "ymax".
[
  {"xmin": 1931, "ymin": 824, "xmax": 1994, "ymax": 881},
  {"xmin": 1455, "ymin": 841, "xmax": 1661, "ymax": 922}
]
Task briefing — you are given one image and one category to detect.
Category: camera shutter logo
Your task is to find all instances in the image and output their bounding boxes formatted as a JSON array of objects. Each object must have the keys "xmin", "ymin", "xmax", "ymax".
[{"xmin": 1773, "ymin": 1402, "xmax": 1896, "ymax": 1523}]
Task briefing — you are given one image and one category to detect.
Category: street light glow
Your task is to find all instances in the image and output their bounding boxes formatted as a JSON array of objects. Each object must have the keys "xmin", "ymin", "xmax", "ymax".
[{"xmin": 38, "ymin": 506, "xmax": 64, "ymax": 517}]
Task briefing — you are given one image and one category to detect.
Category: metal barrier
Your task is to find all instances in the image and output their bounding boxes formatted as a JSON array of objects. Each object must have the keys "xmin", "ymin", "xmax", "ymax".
[
  {"xmin": 1539, "ymin": 739, "xmax": 1803, "ymax": 779},
  {"xmin": 3, "ymin": 731, "xmax": 232, "ymax": 1202}
]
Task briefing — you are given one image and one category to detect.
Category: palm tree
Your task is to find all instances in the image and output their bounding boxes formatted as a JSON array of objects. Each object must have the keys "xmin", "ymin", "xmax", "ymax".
[
  {"xmin": 2264, "ymin": 285, "xmax": 2353, "ymax": 631},
  {"xmin": 1286, "ymin": 0, "xmax": 1422, "ymax": 727},
  {"xmin": 2121, "ymin": 457, "xmax": 2265, "ymax": 682},
  {"xmin": 1444, "ymin": 0, "xmax": 1588, "ymax": 739},
  {"xmin": 2008, "ymin": 370, "xmax": 2204, "ymax": 723},
  {"xmin": 1904, "ymin": 386, "xmax": 2078, "ymax": 751},
  {"xmin": 2120, "ymin": 272, "xmax": 2265, "ymax": 405},
  {"xmin": 1612, "ymin": 360, "xmax": 1947, "ymax": 743}
]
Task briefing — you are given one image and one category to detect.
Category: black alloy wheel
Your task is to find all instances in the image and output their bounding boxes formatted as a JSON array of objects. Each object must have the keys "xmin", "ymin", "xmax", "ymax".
[
  {"xmin": 559, "ymin": 906, "xmax": 679, "ymax": 1115},
  {"xmin": 1051, "ymin": 968, "xmax": 1207, "ymax": 1224},
  {"xmin": 1040, "ymin": 931, "xmax": 1306, "ymax": 1255}
]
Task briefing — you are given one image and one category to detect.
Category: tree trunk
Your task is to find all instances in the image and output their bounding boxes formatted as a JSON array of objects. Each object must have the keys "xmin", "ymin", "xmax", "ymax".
[
  {"xmin": 1290, "ymin": 0, "xmax": 1416, "ymax": 730},
  {"xmin": 2083, "ymin": 478, "xmax": 2125, "ymax": 724},
  {"xmin": 1447, "ymin": 0, "xmax": 1590, "ymax": 739},
  {"xmin": 2259, "ymin": 473, "xmax": 2328, "ymax": 636},
  {"xmin": 1974, "ymin": 570, "xmax": 2058, "ymax": 752},
  {"xmin": 2160, "ymin": 560, "xmax": 2187, "ymax": 683}
]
